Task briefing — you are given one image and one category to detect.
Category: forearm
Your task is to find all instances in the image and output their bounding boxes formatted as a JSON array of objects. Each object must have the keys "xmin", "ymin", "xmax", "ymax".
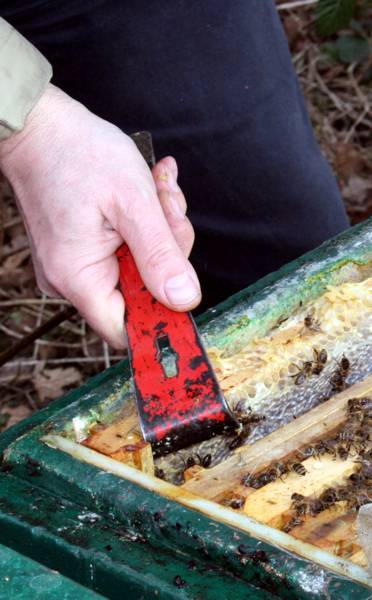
[{"xmin": 0, "ymin": 17, "xmax": 52, "ymax": 141}]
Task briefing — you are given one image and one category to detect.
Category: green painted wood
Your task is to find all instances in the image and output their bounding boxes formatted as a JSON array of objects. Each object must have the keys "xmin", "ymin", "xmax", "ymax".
[
  {"xmin": 0, "ymin": 474, "xmax": 275, "ymax": 599},
  {"xmin": 3, "ymin": 433, "xmax": 371, "ymax": 599},
  {"xmin": 0, "ymin": 219, "xmax": 371, "ymax": 600},
  {"xmin": 0, "ymin": 542, "xmax": 104, "ymax": 599}
]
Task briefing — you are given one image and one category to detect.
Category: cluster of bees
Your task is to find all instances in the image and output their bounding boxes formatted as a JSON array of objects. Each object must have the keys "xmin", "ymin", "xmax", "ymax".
[
  {"xmin": 226, "ymin": 397, "xmax": 371, "ymax": 520},
  {"xmin": 290, "ymin": 346, "xmax": 351, "ymax": 394},
  {"xmin": 228, "ymin": 406, "xmax": 266, "ymax": 451},
  {"xmin": 240, "ymin": 459, "xmax": 306, "ymax": 491},
  {"xmin": 290, "ymin": 313, "xmax": 352, "ymax": 393},
  {"xmin": 283, "ymin": 396, "xmax": 371, "ymax": 532}
]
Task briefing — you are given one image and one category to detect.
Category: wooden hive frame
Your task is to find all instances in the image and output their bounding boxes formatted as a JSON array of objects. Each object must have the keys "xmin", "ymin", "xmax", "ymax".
[
  {"xmin": 79, "ymin": 376, "xmax": 371, "ymax": 571},
  {"xmin": 181, "ymin": 376, "xmax": 372, "ymax": 569}
]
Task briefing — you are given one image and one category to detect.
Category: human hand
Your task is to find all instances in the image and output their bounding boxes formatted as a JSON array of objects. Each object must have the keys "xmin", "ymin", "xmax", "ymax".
[{"xmin": 0, "ymin": 85, "xmax": 201, "ymax": 348}]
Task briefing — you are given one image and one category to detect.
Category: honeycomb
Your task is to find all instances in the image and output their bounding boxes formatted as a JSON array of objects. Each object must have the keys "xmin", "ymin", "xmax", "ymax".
[
  {"xmin": 210, "ymin": 277, "xmax": 372, "ymax": 439},
  {"xmin": 156, "ymin": 276, "xmax": 372, "ymax": 482}
]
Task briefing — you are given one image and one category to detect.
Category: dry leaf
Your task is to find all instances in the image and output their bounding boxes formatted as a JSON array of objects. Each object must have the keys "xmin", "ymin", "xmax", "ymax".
[
  {"xmin": 34, "ymin": 367, "xmax": 83, "ymax": 404},
  {"xmin": 342, "ymin": 176, "xmax": 372, "ymax": 206},
  {"xmin": 334, "ymin": 143, "xmax": 368, "ymax": 183}
]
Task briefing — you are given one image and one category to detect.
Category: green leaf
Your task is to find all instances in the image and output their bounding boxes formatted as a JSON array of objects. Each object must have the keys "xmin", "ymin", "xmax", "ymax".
[
  {"xmin": 316, "ymin": 0, "xmax": 357, "ymax": 36},
  {"xmin": 322, "ymin": 36, "xmax": 370, "ymax": 64},
  {"xmin": 322, "ymin": 41, "xmax": 340, "ymax": 61},
  {"xmin": 336, "ymin": 35, "xmax": 370, "ymax": 63},
  {"xmin": 349, "ymin": 18, "xmax": 366, "ymax": 36}
]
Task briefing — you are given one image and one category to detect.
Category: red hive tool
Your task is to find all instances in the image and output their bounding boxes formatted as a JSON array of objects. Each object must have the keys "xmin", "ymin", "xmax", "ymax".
[{"xmin": 117, "ymin": 243, "xmax": 238, "ymax": 456}]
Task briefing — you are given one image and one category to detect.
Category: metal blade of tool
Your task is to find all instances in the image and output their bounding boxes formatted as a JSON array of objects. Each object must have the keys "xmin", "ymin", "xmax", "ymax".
[{"xmin": 116, "ymin": 132, "xmax": 238, "ymax": 456}]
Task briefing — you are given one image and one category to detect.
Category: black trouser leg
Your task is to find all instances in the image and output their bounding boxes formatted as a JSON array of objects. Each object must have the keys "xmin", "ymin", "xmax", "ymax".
[{"xmin": 1, "ymin": 0, "xmax": 349, "ymax": 310}]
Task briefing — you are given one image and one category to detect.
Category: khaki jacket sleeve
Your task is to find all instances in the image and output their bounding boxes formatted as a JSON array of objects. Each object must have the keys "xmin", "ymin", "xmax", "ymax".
[{"xmin": 0, "ymin": 18, "xmax": 52, "ymax": 141}]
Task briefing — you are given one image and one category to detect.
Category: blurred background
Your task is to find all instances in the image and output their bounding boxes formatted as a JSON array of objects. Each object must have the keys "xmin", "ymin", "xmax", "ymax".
[{"xmin": 0, "ymin": 0, "xmax": 371, "ymax": 430}]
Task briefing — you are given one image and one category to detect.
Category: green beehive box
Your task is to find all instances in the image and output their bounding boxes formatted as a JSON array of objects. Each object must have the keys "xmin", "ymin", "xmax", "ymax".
[{"xmin": 0, "ymin": 219, "xmax": 371, "ymax": 599}]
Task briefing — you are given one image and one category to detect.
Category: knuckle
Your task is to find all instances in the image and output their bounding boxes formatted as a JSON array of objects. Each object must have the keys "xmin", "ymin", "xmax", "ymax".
[
  {"xmin": 174, "ymin": 218, "xmax": 194, "ymax": 242},
  {"xmin": 144, "ymin": 240, "xmax": 178, "ymax": 272}
]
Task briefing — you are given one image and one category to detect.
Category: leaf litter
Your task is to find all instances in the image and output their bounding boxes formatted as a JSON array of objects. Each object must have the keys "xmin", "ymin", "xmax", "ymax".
[{"xmin": 0, "ymin": 0, "xmax": 370, "ymax": 430}]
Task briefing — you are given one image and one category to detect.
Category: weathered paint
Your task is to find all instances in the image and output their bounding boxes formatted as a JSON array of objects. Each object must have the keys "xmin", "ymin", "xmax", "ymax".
[
  {"xmin": 117, "ymin": 242, "xmax": 237, "ymax": 455},
  {"xmin": 0, "ymin": 219, "xmax": 371, "ymax": 599},
  {"xmin": 0, "ymin": 542, "xmax": 104, "ymax": 599}
]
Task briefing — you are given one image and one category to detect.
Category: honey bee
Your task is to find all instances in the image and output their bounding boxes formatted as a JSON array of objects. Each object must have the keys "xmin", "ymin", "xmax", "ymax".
[
  {"xmin": 228, "ymin": 425, "xmax": 251, "ymax": 451},
  {"xmin": 266, "ymin": 462, "xmax": 288, "ymax": 482},
  {"xmin": 294, "ymin": 503, "xmax": 308, "ymax": 516},
  {"xmin": 308, "ymin": 499, "xmax": 326, "ymax": 516},
  {"xmin": 337, "ymin": 426, "xmax": 355, "ymax": 442},
  {"xmin": 198, "ymin": 453, "xmax": 212, "ymax": 468},
  {"xmin": 247, "ymin": 413, "xmax": 266, "ymax": 425},
  {"xmin": 229, "ymin": 410, "xmax": 266, "ymax": 451},
  {"xmin": 290, "ymin": 360, "xmax": 313, "ymax": 385},
  {"xmin": 298, "ymin": 445, "xmax": 317, "ymax": 458},
  {"xmin": 315, "ymin": 440, "xmax": 337, "ymax": 457},
  {"xmin": 354, "ymin": 423, "xmax": 370, "ymax": 442},
  {"xmin": 184, "ymin": 456, "xmax": 196, "ymax": 469},
  {"xmin": 229, "ymin": 498, "xmax": 245, "ymax": 509},
  {"xmin": 311, "ymin": 348, "xmax": 328, "ymax": 375},
  {"xmin": 250, "ymin": 472, "xmax": 272, "ymax": 489},
  {"xmin": 183, "ymin": 453, "xmax": 212, "ymax": 470},
  {"xmin": 348, "ymin": 398, "xmax": 364, "ymax": 413},
  {"xmin": 330, "ymin": 370, "xmax": 346, "ymax": 393},
  {"xmin": 303, "ymin": 314, "xmax": 321, "ymax": 332},
  {"xmin": 337, "ymin": 355, "xmax": 351, "ymax": 378},
  {"xmin": 241, "ymin": 472, "xmax": 253, "ymax": 487},
  {"xmin": 319, "ymin": 487, "xmax": 338, "ymax": 505},
  {"xmin": 348, "ymin": 492, "xmax": 372, "ymax": 510},
  {"xmin": 360, "ymin": 462, "xmax": 372, "ymax": 478},
  {"xmin": 155, "ymin": 467, "xmax": 165, "ymax": 479},
  {"xmin": 335, "ymin": 486, "xmax": 351, "ymax": 502},
  {"xmin": 291, "ymin": 492, "xmax": 305, "ymax": 503},
  {"xmin": 330, "ymin": 355, "xmax": 351, "ymax": 393},
  {"xmin": 348, "ymin": 472, "xmax": 364, "ymax": 487},
  {"xmin": 290, "ymin": 462, "xmax": 307, "ymax": 476},
  {"xmin": 235, "ymin": 403, "xmax": 266, "ymax": 425},
  {"xmin": 350, "ymin": 410, "xmax": 365, "ymax": 424},
  {"xmin": 283, "ymin": 517, "xmax": 302, "ymax": 533},
  {"xmin": 337, "ymin": 445, "xmax": 350, "ymax": 461},
  {"xmin": 348, "ymin": 397, "xmax": 372, "ymax": 420},
  {"xmin": 360, "ymin": 447, "xmax": 372, "ymax": 461}
]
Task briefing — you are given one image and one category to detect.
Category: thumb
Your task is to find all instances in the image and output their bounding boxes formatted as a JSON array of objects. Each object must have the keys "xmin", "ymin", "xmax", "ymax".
[{"xmin": 115, "ymin": 185, "xmax": 201, "ymax": 311}]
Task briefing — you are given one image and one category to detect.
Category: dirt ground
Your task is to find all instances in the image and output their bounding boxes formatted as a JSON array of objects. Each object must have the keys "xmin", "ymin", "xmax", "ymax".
[{"xmin": 0, "ymin": 1, "xmax": 371, "ymax": 430}]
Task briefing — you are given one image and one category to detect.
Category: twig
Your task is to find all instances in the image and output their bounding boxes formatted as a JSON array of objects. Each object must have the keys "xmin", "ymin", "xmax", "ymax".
[
  {"xmin": 3, "ymin": 216, "xmax": 22, "ymax": 229},
  {"xmin": 0, "ymin": 322, "xmax": 23, "ymax": 340},
  {"xmin": 277, "ymin": 0, "xmax": 317, "ymax": 10},
  {"xmin": 80, "ymin": 319, "xmax": 91, "ymax": 358},
  {"xmin": 103, "ymin": 341, "xmax": 111, "ymax": 369},
  {"xmin": 0, "ymin": 355, "xmax": 126, "ymax": 369},
  {"xmin": 2, "ymin": 241, "xmax": 29, "ymax": 258},
  {"xmin": 0, "ymin": 306, "xmax": 77, "ymax": 367},
  {"xmin": 2, "ymin": 383, "xmax": 38, "ymax": 411},
  {"xmin": 19, "ymin": 306, "xmax": 83, "ymax": 337},
  {"xmin": 33, "ymin": 294, "xmax": 47, "ymax": 360},
  {"xmin": 0, "ymin": 299, "xmax": 71, "ymax": 307}
]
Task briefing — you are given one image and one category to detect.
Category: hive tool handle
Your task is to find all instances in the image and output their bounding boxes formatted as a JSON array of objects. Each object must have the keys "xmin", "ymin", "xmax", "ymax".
[{"xmin": 116, "ymin": 132, "xmax": 238, "ymax": 456}]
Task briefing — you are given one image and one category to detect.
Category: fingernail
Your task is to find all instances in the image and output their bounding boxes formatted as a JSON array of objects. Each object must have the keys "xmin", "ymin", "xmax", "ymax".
[
  {"xmin": 169, "ymin": 194, "xmax": 186, "ymax": 220},
  {"xmin": 164, "ymin": 272, "xmax": 200, "ymax": 306}
]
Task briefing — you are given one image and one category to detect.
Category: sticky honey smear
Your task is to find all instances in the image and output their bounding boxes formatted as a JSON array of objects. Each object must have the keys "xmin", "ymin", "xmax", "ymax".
[
  {"xmin": 156, "ymin": 276, "xmax": 371, "ymax": 483},
  {"xmin": 209, "ymin": 277, "xmax": 372, "ymax": 440}
]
